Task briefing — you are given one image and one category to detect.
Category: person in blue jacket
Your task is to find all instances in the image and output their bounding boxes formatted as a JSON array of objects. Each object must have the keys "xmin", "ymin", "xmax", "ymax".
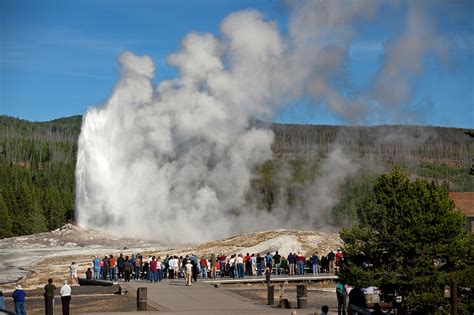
[{"xmin": 12, "ymin": 285, "xmax": 26, "ymax": 315}]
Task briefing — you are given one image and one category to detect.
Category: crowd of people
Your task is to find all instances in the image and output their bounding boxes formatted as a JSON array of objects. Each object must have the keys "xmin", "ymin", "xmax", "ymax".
[{"xmin": 88, "ymin": 249, "xmax": 344, "ymax": 283}]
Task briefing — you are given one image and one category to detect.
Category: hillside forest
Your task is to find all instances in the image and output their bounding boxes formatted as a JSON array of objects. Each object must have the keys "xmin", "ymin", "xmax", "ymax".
[{"xmin": 0, "ymin": 115, "xmax": 472, "ymax": 238}]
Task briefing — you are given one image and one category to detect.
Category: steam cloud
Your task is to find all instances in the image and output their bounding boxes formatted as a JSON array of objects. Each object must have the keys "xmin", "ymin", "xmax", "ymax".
[{"xmin": 76, "ymin": 1, "xmax": 450, "ymax": 242}]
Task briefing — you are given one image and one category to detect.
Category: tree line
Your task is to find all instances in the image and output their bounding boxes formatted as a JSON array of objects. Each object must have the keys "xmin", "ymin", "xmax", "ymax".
[
  {"xmin": 0, "ymin": 115, "xmax": 472, "ymax": 238},
  {"xmin": 0, "ymin": 116, "xmax": 80, "ymax": 238}
]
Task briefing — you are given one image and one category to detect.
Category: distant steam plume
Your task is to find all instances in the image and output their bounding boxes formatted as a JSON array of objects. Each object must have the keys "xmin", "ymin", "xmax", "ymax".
[{"xmin": 76, "ymin": 1, "xmax": 452, "ymax": 242}]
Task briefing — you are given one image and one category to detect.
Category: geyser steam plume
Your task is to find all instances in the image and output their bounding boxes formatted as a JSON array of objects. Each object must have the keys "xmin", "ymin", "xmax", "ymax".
[{"xmin": 76, "ymin": 1, "xmax": 450, "ymax": 242}]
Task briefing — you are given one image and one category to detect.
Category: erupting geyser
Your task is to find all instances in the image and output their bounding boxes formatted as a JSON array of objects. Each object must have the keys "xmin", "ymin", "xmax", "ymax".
[
  {"xmin": 75, "ymin": 10, "xmax": 284, "ymax": 242},
  {"xmin": 76, "ymin": 2, "xmax": 448, "ymax": 242}
]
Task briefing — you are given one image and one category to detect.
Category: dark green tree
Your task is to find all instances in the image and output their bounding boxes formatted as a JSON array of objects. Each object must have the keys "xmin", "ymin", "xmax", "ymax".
[
  {"xmin": 0, "ymin": 195, "xmax": 13, "ymax": 238},
  {"xmin": 14, "ymin": 183, "xmax": 48, "ymax": 235},
  {"xmin": 339, "ymin": 166, "xmax": 472, "ymax": 314}
]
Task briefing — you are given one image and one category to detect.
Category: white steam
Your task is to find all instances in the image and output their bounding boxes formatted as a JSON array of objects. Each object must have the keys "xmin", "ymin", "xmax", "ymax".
[{"xmin": 76, "ymin": 1, "xmax": 451, "ymax": 242}]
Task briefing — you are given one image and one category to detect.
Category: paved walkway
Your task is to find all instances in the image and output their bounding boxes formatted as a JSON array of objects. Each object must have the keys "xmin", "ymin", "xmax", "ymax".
[
  {"xmin": 80, "ymin": 274, "xmax": 339, "ymax": 314},
  {"xmin": 81, "ymin": 277, "xmax": 331, "ymax": 315}
]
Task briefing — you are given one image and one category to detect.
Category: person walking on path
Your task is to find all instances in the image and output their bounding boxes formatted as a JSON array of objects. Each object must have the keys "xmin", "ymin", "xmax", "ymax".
[
  {"xmin": 60, "ymin": 280, "xmax": 71, "ymax": 315},
  {"xmin": 12, "ymin": 285, "xmax": 26, "ymax": 315},
  {"xmin": 44, "ymin": 278, "xmax": 56, "ymax": 315}
]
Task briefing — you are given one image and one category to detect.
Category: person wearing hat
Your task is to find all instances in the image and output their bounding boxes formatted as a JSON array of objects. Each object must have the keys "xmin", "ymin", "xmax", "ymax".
[
  {"xmin": 60, "ymin": 280, "xmax": 72, "ymax": 315},
  {"xmin": 44, "ymin": 278, "xmax": 56, "ymax": 315},
  {"xmin": 12, "ymin": 285, "xmax": 26, "ymax": 315}
]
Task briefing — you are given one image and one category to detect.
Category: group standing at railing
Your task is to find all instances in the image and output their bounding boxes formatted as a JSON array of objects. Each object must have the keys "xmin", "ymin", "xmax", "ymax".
[{"xmin": 88, "ymin": 249, "xmax": 344, "ymax": 282}]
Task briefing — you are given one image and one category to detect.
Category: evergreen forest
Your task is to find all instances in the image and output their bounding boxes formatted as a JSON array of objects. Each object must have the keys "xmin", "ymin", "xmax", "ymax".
[{"xmin": 0, "ymin": 115, "xmax": 472, "ymax": 238}]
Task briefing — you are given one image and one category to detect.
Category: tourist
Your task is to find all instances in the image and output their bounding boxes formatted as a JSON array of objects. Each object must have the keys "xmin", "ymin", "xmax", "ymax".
[
  {"xmin": 280, "ymin": 255, "xmax": 288, "ymax": 274},
  {"xmin": 85, "ymin": 267, "xmax": 93, "ymax": 280},
  {"xmin": 335, "ymin": 249, "xmax": 343, "ymax": 271},
  {"xmin": 296, "ymin": 252, "xmax": 305, "ymax": 275},
  {"xmin": 99, "ymin": 256, "xmax": 104, "ymax": 279},
  {"xmin": 236, "ymin": 254, "xmax": 244, "ymax": 278},
  {"xmin": 109, "ymin": 255, "xmax": 116, "ymax": 281},
  {"xmin": 287, "ymin": 252, "xmax": 295, "ymax": 276},
  {"xmin": 185, "ymin": 260, "xmax": 193, "ymax": 286},
  {"xmin": 321, "ymin": 255, "xmax": 328, "ymax": 273},
  {"xmin": 93, "ymin": 256, "xmax": 101, "ymax": 280},
  {"xmin": 229, "ymin": 254, "xmax": 236, "ymax": 278},
  {"xmin": 102, "ymin": 256, "xmax": 110, "ymax": 280},
  {"xmin": 124, "ymin": 256, "xmax": 132, "ymax": 282},
  {"xmin": 133, "ymin": 255, "xmax": 141, "ymax": 280},
  {"xmin": 250, "ymin": 253, "xmax": 256, "ymax": 275},
  {"xmin": 264, "ymin": 252, "xmax": 273, "ymax": 272},
  {"xmin": 244, "ymin": 253, "xmax": 251, "ymax": 276},
  {"xmin": 12, "ymin": 285, "xmax": 26, "ymax": 315},
  {"xmin": 44, "ymin": 278, "xmax": 56, "ymax": 315},
  {"xmin": 191, "ymin": 259, "xmax": 199, "ymax": 283},
  {"xmin": 348, "ymin": 287, "xmax": 367, "ymax": 312},
  {"xmin": 117, "ymin": 253, "xmax": 125, "ymax": 279},
  {"xmin": 149, "ymin": 256, "xmax": 157, "ymax": 283},
  {"xmin": 156, "ymin": 257, "xmax": 163, "ymax": 282},
  {"xmin": 69, "ymin": 262, "xmax": 78, "ymax": 286},
  {"xmin": 256, "ymin": 253, "xmax": 263, "ymax": 276},
  {"xmin": 143, "ymin": 260, "xmax": 149, "ymax": 281},
  {"xmin": 218, "ymin": 253, "xmax": 226, "ymax": 277},
  {"xmin": 273, "ymin": 251, "xmax": 281, "ymax": 275},
  {"xmin": 321, "ymin": 305, "xmax": 329, "ymax": 315},
  {"xmin": 336, "ymin": 280, "xmax": 345, "ymax": 315},
  {"xmin": 210, "ymin": 254, "xmax": 217, "ymax": 279},
  {"xmin": 199, "ymin": 256, "xmax": 207, "ymax": 278},
  {"xmin": 163, "ymin": 254, "xmax": 170, "ymax": 279},
  {"xmin": 0, "ymin": 291, "xmax": 4, "ymax": 310},
  {"xmin": 312, "ymin": 252, "xmax": 319, "ymax": 275},
  {"xmin": 168, "ymin": 256, "xmax": 178, "ymax": 279},
  {"xmin": 60, "ymin": 280, "xmax": 72, "ymax": 315},
  {"xmin": 328, "ymin": 251, "xmax": 336, "ymax": 273}
]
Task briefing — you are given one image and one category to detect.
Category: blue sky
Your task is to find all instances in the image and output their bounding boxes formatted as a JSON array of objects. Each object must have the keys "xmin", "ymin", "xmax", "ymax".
[{"xmin": 1, "ymin": 0, "xmax": 473, "ymax": 128}]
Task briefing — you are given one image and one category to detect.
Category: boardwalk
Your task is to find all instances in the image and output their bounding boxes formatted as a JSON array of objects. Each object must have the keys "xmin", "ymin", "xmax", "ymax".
[{"xmin": 82, "ymin": 274, "xmax": 338, "ymax": 315}]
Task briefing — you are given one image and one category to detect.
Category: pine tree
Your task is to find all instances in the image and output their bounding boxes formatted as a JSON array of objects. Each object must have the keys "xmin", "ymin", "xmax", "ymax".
[
  {"xmin": 339, "ymin": 166, "xmax": 472, "ymax": 314},
  {"xmin": 14, "ymin": 182, "xmax": 47, "ymax": 235},
  {"xmin": 0, "ymin": 195, "xmax": 13, "ymax": 238}
]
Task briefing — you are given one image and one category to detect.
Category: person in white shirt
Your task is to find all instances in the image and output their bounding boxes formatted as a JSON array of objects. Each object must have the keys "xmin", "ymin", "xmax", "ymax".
[
  {"xmin": 60, "ymin": 280, "xmax": 72, "ymax": 315},
  {"xmin": 185, "ymin": 261, "xmax": 193, "ymax": 286},
  {"xmin": 156, "ymin": 258, "xmax": 163, "ymax": 281},
  {"xmin": 168, "ymin": 256, "xmax": 178, "ymax": 279},
  {"xmin": 69, "ymin": 262, "xmax": 78, "ymax": 286}
]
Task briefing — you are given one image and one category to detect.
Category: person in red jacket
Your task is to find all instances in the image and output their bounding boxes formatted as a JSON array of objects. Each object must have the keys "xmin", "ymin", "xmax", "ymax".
[
  {"xmin": 199, "ymin": 257, "xmax": 208, "ymax": 278},
  {"xmin": 149, "ymin": 256, "xmax": 158, "ymax": 283},
  {"xmin": 335, "ymin": 249, "xmax": 343, "ymax": 272},
  {"xmin": 296, "ymin": 252, "xmax": 305, "ymax": 275}
]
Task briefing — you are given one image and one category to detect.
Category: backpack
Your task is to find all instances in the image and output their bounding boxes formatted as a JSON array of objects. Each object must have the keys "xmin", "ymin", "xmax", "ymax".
[{"xmin": 336, "ymin": 283, "xmax": 344, "ymax": 295}]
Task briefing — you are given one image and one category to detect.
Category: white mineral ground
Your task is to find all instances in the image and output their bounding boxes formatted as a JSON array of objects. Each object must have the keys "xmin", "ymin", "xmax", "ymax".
[{"xmin": 0, "ymin": 224, "xmax": 341, "ymax": 291}]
